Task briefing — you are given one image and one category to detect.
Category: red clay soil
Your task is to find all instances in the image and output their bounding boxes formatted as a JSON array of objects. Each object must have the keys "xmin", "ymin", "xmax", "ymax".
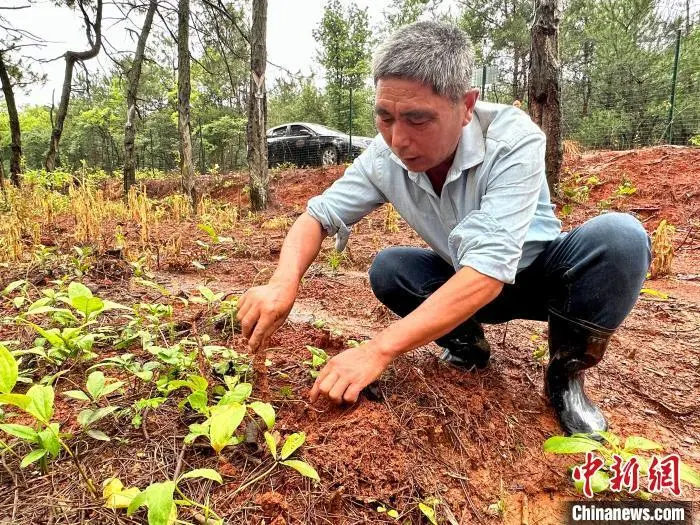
[{"xmin": 0, "ymin": 147, "xmax": 698, "ymax": 524}]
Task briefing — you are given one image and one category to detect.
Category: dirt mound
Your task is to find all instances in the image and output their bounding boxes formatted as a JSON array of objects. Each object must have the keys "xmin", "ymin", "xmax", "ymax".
[{"xmin": 563, "ymin": 146, "xmax": 700, "ymax": 230}]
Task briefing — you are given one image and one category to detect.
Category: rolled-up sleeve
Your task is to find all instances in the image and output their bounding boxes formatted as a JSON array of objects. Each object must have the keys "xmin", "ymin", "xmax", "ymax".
[
  {"xmin": 448, "ymin": 132, "xmax": 545, "ymax": 284},
  {"xmin": 306, "ymin": 143, "xmax": 386, "ymax": 251}
]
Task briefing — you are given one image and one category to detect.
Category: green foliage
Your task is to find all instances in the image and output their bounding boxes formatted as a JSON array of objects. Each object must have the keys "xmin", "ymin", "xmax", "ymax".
[
  {"xmin": 305, "ymin": 346, "xmax": 329, "ymax": 378},
  {"xmin": 313, "ymin": 0, "xmax": 375, "ymax": 136},
  {"xmin": 105, "ymin": 468, "xmax": 224, "ymax": 525},
  {"xmin": 544, "ymin": 431, "xmax": 700, "ymax": 497}
]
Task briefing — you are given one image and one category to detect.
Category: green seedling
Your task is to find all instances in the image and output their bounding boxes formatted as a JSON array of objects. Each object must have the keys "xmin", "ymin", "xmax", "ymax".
[
  {"xmin": 92, "ymin": 353, "xmax": 161, "ymax": 382},
  {"xmin": 64, "ymin": 371, "xmax": 123, "ymax": 441},
  {"xmin": 213, "ymin": 298, "xmax": 239, "ymax": 334},
  {"xmin": 104, "ymin": 468, "xmax": 224, "ymax": 525},
  {"xmin": 418, "ymin": 497, "xmax": 441, "ymax": 525},
  {"xmin": 530, "ymin": 333, "xmax": 549, "ymax": 363},
  {"xmin": 203, "ymin": 344, "xmax": 251, "ymax": 376},
  {"xmin": 32, "ymin": 245, "xmax": 57, "ymax": 268},
  {"xmin": 615, "ymin": 177, "xmax": 637, "ymax": 197},
  {"xmin": 185, "ymin": 376, "xmax": 274, "ymax": 454},
  {"xmin": 64, "ymin": 371, "xmax": 124, "ymax": 404},
  {"xmin": 544, "ymin": 431, "xmax": 700, "ymax": 497},
  {"xmin": 326, "ymin": 249, "xmax": 345, "ymax": 271},
  {"xmin": 131, "ymin": 397, "xmax": 167, "ymax": 429},
  {"xmin": 232, "ymin": 430, "xmax": 320, "ymax": 495},
  {"xmin": 376, "ymin": 503, "xmax": 400, "ymax": 519},
  {"xmin": 0, "ymin": 349, "xmax": 96, "ymax": 493},
  {"xmin": 2, "ymin": 279, "xmax": 29, "ymax": 309},
  {"xmin": 305, "ymin": 346, "xmax": 329, "ymax": 378},
  {"xmin": 160, "ymin": 374, "xmax": 209, "ymax": 415},
  {"xmin": 197, "ymin": 223, "xmax": 232, "ymax": 245},
  {"xmin": 191, "ymin": 286, "xmax": 224, "ymax": 307},
  {"xmin": 70, "ymin": 246, "xmax": 94, "ymax": 277}
]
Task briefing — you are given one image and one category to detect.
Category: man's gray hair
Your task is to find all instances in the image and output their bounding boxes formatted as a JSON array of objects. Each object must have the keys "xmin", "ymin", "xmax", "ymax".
[{"xmin": 372, "ymin": 21, "xmax": 474, "ymax": 103}]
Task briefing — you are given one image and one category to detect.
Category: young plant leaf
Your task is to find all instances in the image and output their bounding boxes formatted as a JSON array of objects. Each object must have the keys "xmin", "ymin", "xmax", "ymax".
[
  {"xmin": 0, "ymin": 423, "xmax": 38, "ymax": 441},
  {"xmin": 178, "ymin": 468, "xmax": 223, "ymax": 484},
  {"xmin": 418, "ymin": 502, "xmax": 438, "ymax": 525},
  {"xmin": 264, "ymin": 431, "xmax": 277, "ymax": 459},
  {"xmin": 103, "ymin": 477, "xmax": 141, "ymax": 509},
  {"xmin": 543, "ymin": 435, "xmax": 603, "ymax": 454},
  {"xmin": 126, "ymin": 487, "xmax": 149, "ymax": 516},
  {"xmin": 573, "ymin": 469, "xmax": 610, "ymax": 494},
  {"xmin": 68, "ymin": 282, "xmax": 93, "ymax": 299},
  {"xmin": 145, "ymin": 481, "xmax": 177, "ymax": 525},
  {"xmin": 209, "ymin": 403, "xmax": 246, "ymax": 453},
  {"xmin": 87, "ymin": 429, "xmax": 111, "ymax": 441},
  {"xmin": 249, "ymin": 401, "xmax": 275, "ymax": 430},
  {"xmin": 38, "ymin": 424, "xmax": 61, "ymax": 456},
  {"xmin": 623, "ymin": 436, "xmax": 663, "ymax": 452},
  {"xmin": 20, "ymin": 448, "xmax": 47, "ymax": 468},
  {"xmin": 280, "ymin": 432, "xmax": 306, "ymax": 460},
  {"xmin": 0, "ymin": 393, "xmax": 30, "ymax": 411},
  {"xmin": 2, "ymin": 279, "xmax": 26, "ymax": 296},
  {"xmin": 63, "ymin": 390, "xmax": 91, "ymax": 402},
  {"xmin": 220, "ymin": 383, "xmax": 252, "ymax": 404},
  {"xmin": 280, "ymin": 459, "xmax": 320, "ymax": 482},
  {"xmin": 86, "ymin": 371, "xmax": 106, "ymax": 400},
  {"xmin": 26, "ymin": 384, "xmax": 54, "ymax": 424},
  {"xmin": 0, "ymin": 344, "xmax": 18, "ymax": 394},
  {"xmin": 78, "ymin": 406, "xmax": 118, "ymax": 428},
  {"xmin": 680, "ymin": 462, "xmax": 700, "ymax": 487}
]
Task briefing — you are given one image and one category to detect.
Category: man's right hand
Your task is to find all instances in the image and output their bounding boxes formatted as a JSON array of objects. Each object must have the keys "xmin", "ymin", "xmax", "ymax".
[{"xmin": 236, "ymin": 281, "xmax": 298, "ymax": 352}]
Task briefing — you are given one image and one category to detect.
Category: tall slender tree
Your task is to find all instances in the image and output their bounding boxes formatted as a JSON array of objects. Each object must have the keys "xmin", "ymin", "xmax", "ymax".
[
  {"xmin": 0, "ymin": 52, "xmax": 22, "ymax": 186},
  {"xmin": 529, "ymin": 0, "xmax": 562, "ymax": 194},
  {"xmin": 45, "ymin": 0, "xmax": 103, "ymax": 172},
  {"xmin": 247, "ymin": 0, "xmax": 268, "ymax": 211},
  {"xmin": 178, "ymin": 0, "xmax": 197, "ymax": 207},
  {"xmin": 123, "ymin": 0, "xmax": 158, "ymax": 195}
]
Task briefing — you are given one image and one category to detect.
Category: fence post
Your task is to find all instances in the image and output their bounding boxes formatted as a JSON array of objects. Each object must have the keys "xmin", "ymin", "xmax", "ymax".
[
  {"xmin": 199, "ymin": 122, "xmax": 205, "ymax": 174},
  {"xmin": 666, "ymin": 29, "xmax": 681, "ymax": 144},
  {"xmin": 349, "ymin": 85, "xmax": 353, "ymax": 156},
  {"xmin": 481, "ymin": 64, "xmax": 487, "ymax": 102}
]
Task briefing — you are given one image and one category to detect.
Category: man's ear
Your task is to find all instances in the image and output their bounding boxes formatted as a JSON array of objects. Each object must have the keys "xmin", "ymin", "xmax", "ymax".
[{"xmin": 461, "ymin": 88, "xmax": 480, "ymax": 125}]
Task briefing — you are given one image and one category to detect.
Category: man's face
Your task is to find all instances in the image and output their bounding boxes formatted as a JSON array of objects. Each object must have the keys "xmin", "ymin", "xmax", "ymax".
[{"xmin": 374, "ymin": 78, "xmax": 478, "ymax": 172}]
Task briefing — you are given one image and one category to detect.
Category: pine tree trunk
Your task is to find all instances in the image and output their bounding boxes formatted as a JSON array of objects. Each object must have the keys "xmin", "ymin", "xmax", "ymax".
[
  {"xmin": 45, "ymin": 0, "xmax": 103, "ymax": 172},
  {"xmin": 247, "ymin": 0, "xmax": 269, "ymax": 211},
  {"xmin": 178, "ymin": 0, "xmax": 197, "ymax": 208},
  {"xmin": 528, "ymin": 0, "xmax": 563, "ymax": 196},
  {"xmin": 0, "ymin": 52, "xmax": 22, "ymax": 186},
  {"xmin": 124, "ymin": 0, "xmax": 157, "ymax": 196}
]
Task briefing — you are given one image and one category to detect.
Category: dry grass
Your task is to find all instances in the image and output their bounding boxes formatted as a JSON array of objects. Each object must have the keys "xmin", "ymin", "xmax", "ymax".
[
  {"xmin": 650, "ymin": 219, "xmax": 675, "ymax": 278},
  {"xmin": 563, "ymin": 140, "xmax": 583, "ymax": 157},
  {"xmin": 384, "ymin": 204, "xmax": 400, "ymax": 233}
]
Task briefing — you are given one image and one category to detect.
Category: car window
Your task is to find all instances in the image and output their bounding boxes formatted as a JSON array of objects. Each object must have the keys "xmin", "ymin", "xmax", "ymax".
[
  {"xmin": 268, "ymin": 126, "xmax": 287, "ymax": 137},
  {"xmin": 290, "ymin": 125, "xmax": 313, "ymax": 136}
]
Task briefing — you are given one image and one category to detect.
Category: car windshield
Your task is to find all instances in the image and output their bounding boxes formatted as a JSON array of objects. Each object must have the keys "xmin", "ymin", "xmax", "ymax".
[{"xmin": 305, "ymin": 123, "xmax": 345, "ymax": 137}]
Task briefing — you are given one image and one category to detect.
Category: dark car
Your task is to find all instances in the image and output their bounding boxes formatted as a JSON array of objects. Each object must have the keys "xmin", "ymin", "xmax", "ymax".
[{"xmin": 266, "ymin": 122, "xmax": 373, "ymax": 167}]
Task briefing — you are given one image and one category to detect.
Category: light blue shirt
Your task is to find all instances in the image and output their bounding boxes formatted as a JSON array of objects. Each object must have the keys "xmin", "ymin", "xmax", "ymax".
[{"xmin": 306, "ymin": 101, "xmax": 562, "ymax": 284}]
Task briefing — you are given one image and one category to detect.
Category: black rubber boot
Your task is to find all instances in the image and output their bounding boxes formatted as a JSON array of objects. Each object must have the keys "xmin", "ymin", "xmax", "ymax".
[
  {"xmin": 545, "ymin": 310, "xmax": 613, "ymax": 436},
  {"xmin": 437, "ymin": 322, "xmax": 491, "ymax": 371}
]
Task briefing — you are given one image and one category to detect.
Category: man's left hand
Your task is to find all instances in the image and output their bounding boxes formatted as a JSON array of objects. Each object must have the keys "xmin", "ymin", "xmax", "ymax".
[{"xmin": 309, "ymin": 343, "xmax": 394, "ymax": 404}]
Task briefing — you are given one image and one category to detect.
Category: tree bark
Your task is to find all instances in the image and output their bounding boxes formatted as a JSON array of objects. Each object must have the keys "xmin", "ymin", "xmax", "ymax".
[
  {"xmin": 124, "ymin": 0, "xmax": 157, "ymax": 196},
  {"xmin": 45, "ymin": 0, "xmax": 103, "ymax": 172},
  {"xmin": 0, "ymin": 52, "xmax": 22, "ymax": 186},
  {"xmin": 247, "ymin": 0, "xmax": 269, "ymax": 211},
  {"xmin": 178, "ymin": 0, "xmax": 197, "ymax": 208},
  {"xmin": 528, "ymin": 0, "xmax": 563, "ymax": 196}
]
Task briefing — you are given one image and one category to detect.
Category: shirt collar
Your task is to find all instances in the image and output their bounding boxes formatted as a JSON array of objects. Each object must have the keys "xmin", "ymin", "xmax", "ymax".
[{"xmin": 389, "ymin": 111, "xmax": 486, "ymax": 184}]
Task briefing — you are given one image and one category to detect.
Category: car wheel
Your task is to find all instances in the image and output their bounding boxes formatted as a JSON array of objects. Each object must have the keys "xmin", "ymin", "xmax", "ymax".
[{"xmin": 320, "ymin": 146, "xmax": 338, "ymax": 167}]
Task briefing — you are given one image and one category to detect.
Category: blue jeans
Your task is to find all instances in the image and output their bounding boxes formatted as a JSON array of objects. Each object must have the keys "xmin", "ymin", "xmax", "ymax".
[{"xmin": 369, "ymin": 213, "xmax": 652, "ymax": 341}]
